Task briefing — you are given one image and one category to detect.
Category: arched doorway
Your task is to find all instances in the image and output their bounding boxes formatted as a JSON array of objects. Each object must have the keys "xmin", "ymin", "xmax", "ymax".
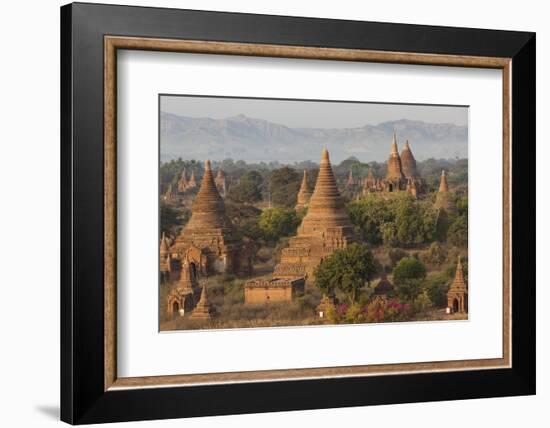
[
  {"xmin": 172, "ymin": 301, "xmax": 180, "ymax": 315},
  {"xmin": 452, "ymin": 298, "xmax": 459, "ymax": 313},
  {"xmin": 388, "ymin": 183, "xmax": 393, "ymax": 192},
  {"xmin": 189, "ymin": 262, "xmax": 197, "ymax": 280}
]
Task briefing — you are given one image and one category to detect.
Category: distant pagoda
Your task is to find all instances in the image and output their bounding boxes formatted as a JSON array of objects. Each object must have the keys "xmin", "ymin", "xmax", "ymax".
[
  {"xmin": 447, "ymin": 256, "xmax": 468, "ymax": 313},
  {"xmin": 346, "ymin": 169, "xmax": 356, "ymax": 188},
  {"xmin": 170, "ymin": 160, "xmax": 243, "ymax": 275},
  {"xmin": 177, "ymin": 168, "xmax": 189, "ymax": 192},
  {"xmin": 162, "ymin": 183, "xmax": 175, "ymax": 201},
  {"xmin": 273, "ymin": 148, "xmax": 355, "ymax": 283},
  {"xmin": 385, "ymin": 132, "xmax": 406, "ymax": 187},
  {"xmin": 214, "ymin": 168, "xmax": 227, "ymax": 197},
  {"xmin": 187, "ymin": 170, "xmax": 198, "ymax": 189},
  {"xmin": 295, "ymin": 170, "xmax": 312, "ymax": 211},
  {"xmin": 400, "ymin": 140, "xmax": 418, "ymax": 179},
  {"xmin": 434, "ymin": 170, "xmax": 456, "ymax": 212}
]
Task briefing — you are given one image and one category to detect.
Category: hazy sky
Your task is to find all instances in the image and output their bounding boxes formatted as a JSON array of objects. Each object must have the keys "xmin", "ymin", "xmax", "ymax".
[{"xmin": 161, "ymin": 95, "xmax": 468, "ymax": 128}]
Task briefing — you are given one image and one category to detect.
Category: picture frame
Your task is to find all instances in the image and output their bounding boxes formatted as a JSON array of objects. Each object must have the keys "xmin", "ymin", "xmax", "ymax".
[{"xmin": 61, "ymin": 2, "xmax": 535, "ymax": 424}]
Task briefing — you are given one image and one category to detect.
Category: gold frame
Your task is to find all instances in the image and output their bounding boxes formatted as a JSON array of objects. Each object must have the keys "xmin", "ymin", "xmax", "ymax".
[{"xmin": 104, "ymin": 36, "xmax": 512, "ymax": 391}]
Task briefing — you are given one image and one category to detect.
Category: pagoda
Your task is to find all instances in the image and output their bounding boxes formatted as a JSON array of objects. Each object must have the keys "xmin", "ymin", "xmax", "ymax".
[
  {"xmin": 170, "ymin": 160, "xmax": 243, "ymax": 275},
  {"xmin": 346, "ymin": 169, "xmax": 356, "ymax": 188},
  {"xmin": 400, "ymin": 140, "xmax": 418, "ymax": 179},
  {"xmin": 434, "ymin": 170, "xmax": 456, "ymax": 212},
  {"xmin": 372, "ymin": 272, "xmax": 395, "ymax": 298},
  {"xmin": 362, "ymin": 168, "xmax": 382, "ymax": 195},
  {"xmin": 187, "ymin": 170, "xmax": 198, "ymax": 189},
  {"xmin": 177, "ymin": 169, "xmax": 189, "ymax": 192},
  {"xmin": 383, "ymin": 132, "xmax": 406, "ymax": 192},
  {"xmin": 214, "ymin": 168, "xmax": 227, "ymax": 197},
  {"xmin": 295, "ymin": 170, "xmax": 312, "ymax": 211},
  {"xmin": 162, "ymin": 183, "xmax": 175, "ymax": 201},
  {"xmin": 447, "ymin": 257, "xmax": 468, "ymax": 313},
  {"xmin": 189, "ymin": 281, "xmax": 215, "ymax": 320},
  {"xmin": 273, "ymin": 148, "xmax": 355, "ymax": 283}
]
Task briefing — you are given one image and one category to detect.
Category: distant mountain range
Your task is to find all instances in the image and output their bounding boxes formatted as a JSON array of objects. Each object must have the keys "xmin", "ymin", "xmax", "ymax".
[{"xmin": 160, "ymin": 112, "xmax": 468, "ymax": 163}]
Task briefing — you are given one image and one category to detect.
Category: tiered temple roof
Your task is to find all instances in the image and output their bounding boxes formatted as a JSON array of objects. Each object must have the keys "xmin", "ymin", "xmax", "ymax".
[
  {"xmin": 449, "ymin": 257, "xmax": 467, "ymax": 294},
  {"xmin": 373, "ymin": 272, "xmax": 394, "ymax": 296},
  {"xmin": 273, "ymin": 148, "xmax": 354, "ymax": 282}
]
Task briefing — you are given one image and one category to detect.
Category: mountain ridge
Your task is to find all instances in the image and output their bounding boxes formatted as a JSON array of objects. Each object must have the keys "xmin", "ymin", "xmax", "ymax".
[{"xmin": 160, "ymin": 112, "xmax": 468, "ymax": 163}]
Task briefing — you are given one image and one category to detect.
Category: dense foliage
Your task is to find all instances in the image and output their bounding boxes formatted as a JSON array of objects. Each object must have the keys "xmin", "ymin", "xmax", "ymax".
[
  {"xmin": 268, "ymin": 167, "xmax": 301, "ymax": 208},
  {"xmin": 258, "ymin": 208, "xmax": 300, "ymax": 243},
  {"xmin": 227, "ymin": 170, "xmax": 264, "ymax": 204},
  {"xmin": 347, "ymin": 194, "xmax": 436, "ymax": 247}
]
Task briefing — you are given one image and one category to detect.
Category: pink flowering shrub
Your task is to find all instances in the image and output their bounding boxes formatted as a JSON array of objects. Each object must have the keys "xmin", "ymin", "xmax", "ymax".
[{"xmin": 325, "ymin": 298, "xmax": 414, "ymax": 324}]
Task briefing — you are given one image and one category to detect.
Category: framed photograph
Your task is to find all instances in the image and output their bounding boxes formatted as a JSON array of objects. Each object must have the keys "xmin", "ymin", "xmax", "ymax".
[{"xmin": 61, "ymin": 2, "xmax": 535, "ymax": 424}]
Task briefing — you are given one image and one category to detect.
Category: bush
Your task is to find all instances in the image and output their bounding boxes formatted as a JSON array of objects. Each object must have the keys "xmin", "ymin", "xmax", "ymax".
[
  {"xmin": 425, "ymin": 273, "xmax": 450, "ymax": 307},
  {"xmin": 419, "ymin": 242, "xmax": 448, "ymax": 267},
  {"xmin": 388, "ymin": 248, "xmax": 408, "ymax": 268},
  {"xmin": 393, "ymin": 257, "xmax": 427, "ymax": 301}
]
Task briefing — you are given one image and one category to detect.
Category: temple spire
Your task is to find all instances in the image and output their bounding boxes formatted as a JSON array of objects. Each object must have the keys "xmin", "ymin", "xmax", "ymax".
[
  {"xmin": 346, "ymin": 169, "xmax": 355, "ymax": 187},
  {"xmin": 299, "ymin": 149, "xmax": 354, "ymax": 234},
  {"xmin": 386, "ymin": 133, "xmax": 405, "ymax": 181},
  {"xmin": 184, "ymin": 160, "xmax": 228, "ymax": 230},
  {"xmin": 189, "ymin": 280, "xmax": 214, "ymax": 319},
  {"xmin": 401, "ymin": 139, "xmax": 417, "ymax": 178},
  {"xmin": 391, "ymin": 132, "xmax": 398, "ymax": 154},
  {"xmin": 296, "ymin": 170, "xmax": 312, "ymax": 210}
]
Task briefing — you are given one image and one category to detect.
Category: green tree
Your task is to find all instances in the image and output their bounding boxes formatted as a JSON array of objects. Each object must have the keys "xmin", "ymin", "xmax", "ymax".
[
  {"xmin": 268, "ymin": 167, "xmax": 300, "ymax": 208},
  {"xmin": 314, "ymin": 243, "xmax": 378, "ymax": 304},
  {"xmin": 393, "ymin": 257, "xmax": 427, "ymax": 301},
  {"xmin": 258, "ymin": 208, "xmax": 299, "ymax": 243},
  {"xmin": 447, "ymin": 215, "xmax": 468, "ymax": 248},
  {"xmin": 393, "ymin": 197, "xmax": 436, "ymax": 246},
  {"xmin": 227, "ymin": 170, "xmax": 263, "ymax": 204},
  {"xmin": 347, "ymin": 194, "xmax": 394, "ymax": 244}
]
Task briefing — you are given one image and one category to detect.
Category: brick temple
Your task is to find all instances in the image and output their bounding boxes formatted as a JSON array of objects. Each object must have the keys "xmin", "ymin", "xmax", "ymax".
[
  {"xmin": 273, "ymin": 148, "xmax": 355, "ymax": 283},
  {"xmin": 360, "ymin": 134, "xmax": 423, "ymax": 198},
  {"xmin": 170, "ymin": 160, "xmax": 246, "ymax": 277},
  {"xmin": 447, "ymin": 256, "xmax": 468, "ymax": 313}
]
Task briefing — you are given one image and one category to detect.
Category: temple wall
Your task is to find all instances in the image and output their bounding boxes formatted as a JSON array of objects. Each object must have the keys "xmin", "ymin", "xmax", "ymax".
[{"xmin": 245, "ymin": 286, "xmax": 293, "ymax": 304}]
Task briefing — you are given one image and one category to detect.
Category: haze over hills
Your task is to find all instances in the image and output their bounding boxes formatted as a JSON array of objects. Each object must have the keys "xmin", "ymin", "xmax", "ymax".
[{"xmin": 160, "ymin": 112, "xmax": 468, "ymax": 164}]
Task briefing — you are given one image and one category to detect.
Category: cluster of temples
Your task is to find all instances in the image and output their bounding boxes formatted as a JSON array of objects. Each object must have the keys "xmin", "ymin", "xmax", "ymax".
[
  {"xmin": 162, "ymin": 133, "xmax": 467, "ymax": 319},
  {"xmin": 344, "ymin": 133, "xmax": 423, "ymax": 199},
  {"xmin": 163, "ymin": 166, "xmax": 227, "ymax": 202},
  {"xmin": 162, "ymin": 160, "xmax": 253, "ymax": 318}
]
